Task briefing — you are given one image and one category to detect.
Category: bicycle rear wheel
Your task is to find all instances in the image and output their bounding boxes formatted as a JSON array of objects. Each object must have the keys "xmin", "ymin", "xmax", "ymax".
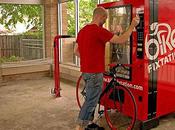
[
  {"xmin": 103, "ymin": 84, "xmax": 137, "ymax": 130},
  {"xmin": 76, "ymin": 75, "xmax": 86, "ymax": 109}
]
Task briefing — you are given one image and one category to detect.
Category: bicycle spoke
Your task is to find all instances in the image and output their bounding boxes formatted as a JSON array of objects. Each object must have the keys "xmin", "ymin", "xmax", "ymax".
[{"xmin": 76, "ymin": 75, "xmax": 86, "ymax": 109}]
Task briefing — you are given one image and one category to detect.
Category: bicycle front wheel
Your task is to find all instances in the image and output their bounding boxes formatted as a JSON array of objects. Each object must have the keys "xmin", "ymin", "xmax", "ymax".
[
  {"xmin": 76, "ymin": 75, "xmax": 86, "ymax": 109},
  {"xmin": 103, "ymin": 84, "xmax": 137, "ymax": 130}
]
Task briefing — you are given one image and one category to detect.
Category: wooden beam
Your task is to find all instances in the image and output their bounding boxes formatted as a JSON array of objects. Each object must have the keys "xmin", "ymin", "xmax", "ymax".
[{"xmin": 0, "ymin": 0, "xmax": 43, "ymax": 4}]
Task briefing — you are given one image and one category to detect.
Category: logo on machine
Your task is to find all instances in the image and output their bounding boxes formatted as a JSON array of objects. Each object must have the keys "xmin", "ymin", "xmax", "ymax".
[
  {"xmin": 103, "ymin": 77, "xmax": 143, "ymax": 91},
  {"xmin": 145, "ymin": 22, "xmax": 175, "ymax": 73}
]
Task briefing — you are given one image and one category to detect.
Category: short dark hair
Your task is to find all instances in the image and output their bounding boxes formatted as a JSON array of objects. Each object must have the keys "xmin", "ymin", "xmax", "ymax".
[{"xmin": 93, "ymin": 7, "xmax": 107, "ymax": 17}]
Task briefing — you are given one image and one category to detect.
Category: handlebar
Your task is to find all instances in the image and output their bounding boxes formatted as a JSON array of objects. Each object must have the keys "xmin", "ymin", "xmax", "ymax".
[
  {"xmin": 54, "ymin": 35, "xmax": 72, "ymax": 40},
  {"xmin": 109, "ymin": 63, "xmax": 130, "ymax": 71},
  {"xmin": 104, "ymin": 64, "xmax": 131, "ymax": 77},
  {"xmin": 54, "ymin": 35, "xmax": 72, "ymax": 47},
  {"xmin": 59, "ymin": 35, "xmax": 72, "ymax": 38}
]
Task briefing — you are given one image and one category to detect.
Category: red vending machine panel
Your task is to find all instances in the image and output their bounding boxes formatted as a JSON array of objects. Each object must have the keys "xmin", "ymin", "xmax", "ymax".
[{"xmin": 98, "ymin": 0, "xmax": 175, "ymax": 129}]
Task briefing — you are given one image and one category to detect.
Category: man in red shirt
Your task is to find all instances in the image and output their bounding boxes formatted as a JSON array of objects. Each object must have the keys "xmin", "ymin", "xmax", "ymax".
[{"xmin": 74, "ymin": 7, "xmax": 139, "ymax": 130}]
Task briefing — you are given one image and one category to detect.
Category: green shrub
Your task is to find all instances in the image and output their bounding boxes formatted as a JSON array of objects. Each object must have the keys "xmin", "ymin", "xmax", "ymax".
[
  {"xmin": 21, "ymin": 31, "xmax": 43, "ymax": 39},
  {"xmin": 0, "ymin": 56, "xmax": 22, "ymax": 63}
]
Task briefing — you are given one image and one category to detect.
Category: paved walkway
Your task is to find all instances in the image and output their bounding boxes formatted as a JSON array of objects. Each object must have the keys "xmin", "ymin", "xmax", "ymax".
[{"xmin": 0, "ymin": 77, "xmax": 174, "ymax": 130}]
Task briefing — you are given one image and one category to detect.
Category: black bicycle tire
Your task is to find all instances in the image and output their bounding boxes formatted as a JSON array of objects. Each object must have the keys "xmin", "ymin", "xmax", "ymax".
[
  {"xmin": 76, "ymin": 75, "xmax": 83, "ymax": 109},
  {"xmin": 104, "ymin": 83, "xmax": 137, "ymax": 130}
]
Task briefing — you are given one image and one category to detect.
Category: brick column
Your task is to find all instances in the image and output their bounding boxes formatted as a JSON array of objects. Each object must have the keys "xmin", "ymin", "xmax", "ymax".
[
  {"xmin": 43, "ymin": 0, "xmax": 58, "ymax": 58},
  {"xmin": 0, "ymin": 64, "xmax": 2, "ymax": 84},
  {"xmin": 61, "ymin": 3, "xmax": 68, "ymax": 35}
]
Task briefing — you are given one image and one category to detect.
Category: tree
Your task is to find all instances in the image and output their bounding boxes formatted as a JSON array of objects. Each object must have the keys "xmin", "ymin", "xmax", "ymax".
[
  {"xmin": 67, "ymin": 1, "xmax": 75, "ymax": 35},
  {"xmin": 0, "ymin": 4, "xmax": 42, "ymax": 31},
  {"xmin": 79, "ymin": 0, "xmax": 97, "ymax": 28},
  {"xmin": 67, "ymin": 0, "xmax": 98, "ymax": 35}
]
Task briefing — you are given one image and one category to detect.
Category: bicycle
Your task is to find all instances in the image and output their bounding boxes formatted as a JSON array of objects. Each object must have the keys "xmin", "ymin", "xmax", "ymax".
[{"xmin": 76, "ymin": 64, "xmax": 137, "ymax": 130}]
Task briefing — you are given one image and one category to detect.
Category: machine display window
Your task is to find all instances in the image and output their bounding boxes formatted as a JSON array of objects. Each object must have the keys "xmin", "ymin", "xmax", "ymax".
[{"xmin": 107, "ymin": 5, "xmax": 132, "ymax": 80}]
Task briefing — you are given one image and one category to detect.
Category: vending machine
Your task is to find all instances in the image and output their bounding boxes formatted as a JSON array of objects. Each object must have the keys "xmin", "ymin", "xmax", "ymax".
[{"xmin": 98, "ymin": 0, "xmax": 175, "ymax": 129}]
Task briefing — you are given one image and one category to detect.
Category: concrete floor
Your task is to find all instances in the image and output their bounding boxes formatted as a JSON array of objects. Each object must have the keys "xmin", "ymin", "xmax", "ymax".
[{"xmin": 0, "ymin": 77, "xmax": 174, "ymax": 130}]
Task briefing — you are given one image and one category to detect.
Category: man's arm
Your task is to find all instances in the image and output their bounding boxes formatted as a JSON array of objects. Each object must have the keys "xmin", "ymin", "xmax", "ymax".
[
  {"xmin": 74, "ymin": 43, "xmax": 80, "ymax": 57},
  {"xmin": 110, "ymin": 16, "xmax": 140, "ymax": 44}
]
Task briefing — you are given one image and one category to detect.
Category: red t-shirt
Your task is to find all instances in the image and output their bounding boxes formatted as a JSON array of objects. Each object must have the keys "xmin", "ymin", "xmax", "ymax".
[{"xmin": 76, "ymin": 24, "xmax": 114, "ymax": 73}]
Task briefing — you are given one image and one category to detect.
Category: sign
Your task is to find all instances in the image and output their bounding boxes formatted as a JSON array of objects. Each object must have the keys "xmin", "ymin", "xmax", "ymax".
[{"xmin": 145, "ymin": 22, "xmax": 175, "ymax": 73}]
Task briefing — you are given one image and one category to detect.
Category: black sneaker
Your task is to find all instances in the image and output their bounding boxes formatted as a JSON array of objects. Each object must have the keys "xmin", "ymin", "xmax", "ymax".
[
  {"xmin": 98, "ymin": 126, "xmax": 104, "ymax": 130},
  {"xmin": 85, "ymin": 123, "xmax": 105, "ymax": 130}
]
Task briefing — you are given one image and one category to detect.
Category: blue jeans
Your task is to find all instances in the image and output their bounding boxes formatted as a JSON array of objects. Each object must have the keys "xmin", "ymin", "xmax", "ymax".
[{"xmin": 77, "ymin": 73, "xmax": 103, "ymax": 127}]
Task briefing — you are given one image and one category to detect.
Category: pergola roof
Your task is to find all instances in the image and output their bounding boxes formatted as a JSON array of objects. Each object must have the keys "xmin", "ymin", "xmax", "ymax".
[
  {"xmin": 0, "ymin": 0, "xmax": 42, "ymax": 4},
  {"xmin": 0, "ymin": 0, "xmax": 74, "ymax": 4}
]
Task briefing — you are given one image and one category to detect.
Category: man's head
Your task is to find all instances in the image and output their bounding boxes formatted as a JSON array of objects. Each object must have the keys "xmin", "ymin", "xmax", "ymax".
[{"xmin": 92, "ymin": 7, "xmax": 108, "ymax": 26}]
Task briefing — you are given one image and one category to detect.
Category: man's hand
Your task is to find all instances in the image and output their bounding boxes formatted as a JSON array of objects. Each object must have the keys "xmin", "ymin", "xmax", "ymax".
[
  {"xmin": 131, "ymin": 15, "xmax": 140, "ymax": 27},
  {"xmin": 74, "ymin": 43, "xmax": 80, "ymax": 57},
  {"xmin": 109, "ymin": 15, "xmax": 140, "ymax": 44}
]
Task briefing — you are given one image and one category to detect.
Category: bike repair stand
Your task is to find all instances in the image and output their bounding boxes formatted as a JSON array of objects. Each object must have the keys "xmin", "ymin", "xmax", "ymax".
[{"xmin": 51, "ymin": 35, "xmax": 71, "ymax": 97}]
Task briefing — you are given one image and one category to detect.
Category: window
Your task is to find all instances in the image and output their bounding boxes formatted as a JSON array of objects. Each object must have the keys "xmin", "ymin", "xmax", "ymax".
[
  {"xmin": 58, "ymin": 1, "xmax": 76, "ymax": 65},
  {"xmin": 0, "ymin": 4, "xmax": 44, "ymax": 63},
  {"xmin": 79, "ymin": 0, "xmax": 98, "ymax": 29},
  {"xmin": 58, "ymin": 0, "xmax": 98, "ymax": 66},
  {"xmin": 106, "ymin": 5, "xmax": 132, "ymax": 79}
]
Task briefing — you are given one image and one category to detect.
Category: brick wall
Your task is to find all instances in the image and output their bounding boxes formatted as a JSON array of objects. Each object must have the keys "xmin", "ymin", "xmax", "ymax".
[
  {"xmin": 62, "ymin": 3, "xmax": 68, "ymax": 34},
  {"xmin": 43, "ymin": 0, "xmax": 69, "ymax": 59},
  {"xmin": 62, "ymin": 38, "xmax": 76, "ymax": 64},
  {"xmin": 43, "ymin": 0, "xmax": 58, "ymax": 58}
]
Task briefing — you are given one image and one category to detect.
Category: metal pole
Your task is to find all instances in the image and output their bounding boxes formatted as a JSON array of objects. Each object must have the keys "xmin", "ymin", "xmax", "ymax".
[
  {"xmin": 53, "ymin": 36, "xmax": 61, "ymax": 97},
  {"xmin": 75, "ymin": 0, "xmax": 80, "ymax": 66},
  {"xmin": 58, "ymin": 0, "xmax": 63, "ymax": 62}
]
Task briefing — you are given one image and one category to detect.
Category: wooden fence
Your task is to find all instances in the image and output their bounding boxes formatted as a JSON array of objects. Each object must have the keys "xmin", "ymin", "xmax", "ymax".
[
  {"xmin": 0, "ymin": 35, "xmax": 21, "ymax": 57},
  {"xmin": 20, "ymin": 39, "xmax": 43, "ymax": 60},
  {"xmin": 0, "ymin": 35, "xmax": 43, "ymax": 60}
]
